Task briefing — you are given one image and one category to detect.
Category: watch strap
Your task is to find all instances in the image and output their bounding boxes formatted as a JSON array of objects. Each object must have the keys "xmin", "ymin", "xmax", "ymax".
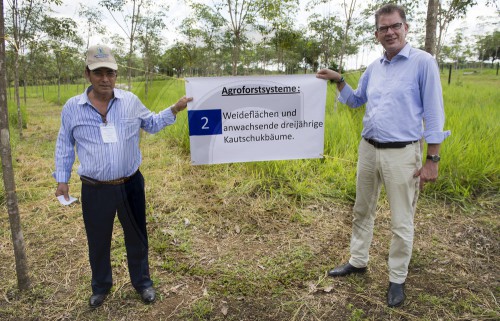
[
  {"xmin": 426, "ymin": 154, "xmax": 441, "ymax": 162},
  {"xmin": 329, "ymin": 76, "xmax": 345, "ymax": 84}
]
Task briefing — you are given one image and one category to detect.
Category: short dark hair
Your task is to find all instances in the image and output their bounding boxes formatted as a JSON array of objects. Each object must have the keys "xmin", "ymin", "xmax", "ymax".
[{"xmin": 375, "ymin": 4, "xmax": 407, "ymax": 29}]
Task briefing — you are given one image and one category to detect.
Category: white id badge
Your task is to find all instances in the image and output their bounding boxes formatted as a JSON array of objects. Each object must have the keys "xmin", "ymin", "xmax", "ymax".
[{"xmin": 100, "ymin": 123, "xmax": 118, "ymax": 143}]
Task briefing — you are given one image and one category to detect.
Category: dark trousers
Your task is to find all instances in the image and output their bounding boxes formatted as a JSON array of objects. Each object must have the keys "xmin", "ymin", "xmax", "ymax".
[{"xmin": 81, "ymin": 170, "xmax": 152, "ymax": 294}]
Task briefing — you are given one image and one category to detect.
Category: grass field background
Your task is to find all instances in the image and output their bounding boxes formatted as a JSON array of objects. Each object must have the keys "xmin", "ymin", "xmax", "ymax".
[{"xmin": 0, "ymin": 68, "xmax": 498, "ymax": 320}]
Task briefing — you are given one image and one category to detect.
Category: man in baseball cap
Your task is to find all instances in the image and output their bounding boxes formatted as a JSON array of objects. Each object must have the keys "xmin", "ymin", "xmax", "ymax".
[{"xmin": 55, "ymin": 44, "xmax": 192, "ymax": 308}]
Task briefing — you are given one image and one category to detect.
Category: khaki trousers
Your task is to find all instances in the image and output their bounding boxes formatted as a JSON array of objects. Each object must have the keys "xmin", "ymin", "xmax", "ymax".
[{"xmin": 349, "ymin": 139, "xmax": 421, "ymax": 284}]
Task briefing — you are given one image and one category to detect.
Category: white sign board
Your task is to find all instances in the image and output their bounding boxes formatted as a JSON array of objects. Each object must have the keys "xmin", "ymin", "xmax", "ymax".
[{"xmin": 185, "ymin": 75, "xmax": 327, "ymax": 165}]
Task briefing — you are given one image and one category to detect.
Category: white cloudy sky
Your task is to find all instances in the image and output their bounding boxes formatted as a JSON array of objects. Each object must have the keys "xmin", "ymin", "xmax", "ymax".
[{"xmin": 52, "ymin": 0, "xmax": 497, "ymax": 68}]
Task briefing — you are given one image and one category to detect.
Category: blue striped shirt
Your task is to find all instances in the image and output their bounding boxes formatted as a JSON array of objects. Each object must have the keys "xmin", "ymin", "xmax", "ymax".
[
  {"xmin": 54, "ymin": 86, "xmax": 176, "ymax": 182},
  {"xmin": 338, "ymin": 43, "xmax": 450, "ymax": 143}
]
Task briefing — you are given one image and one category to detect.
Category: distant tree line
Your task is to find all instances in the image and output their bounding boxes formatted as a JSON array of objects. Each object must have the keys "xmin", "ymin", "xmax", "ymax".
[{"xmin": 3, "ymin": 1, "xmax": 498, "ymax": 95}]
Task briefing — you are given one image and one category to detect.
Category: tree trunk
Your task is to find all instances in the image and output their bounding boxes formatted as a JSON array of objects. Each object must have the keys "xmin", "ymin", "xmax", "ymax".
[
  {"xmin": 424, "ymin": 0, "xmax": 438, "ymax": 56},
  {"xmin": 232, "ymin": 33, "xmax": 240, "ymax": 76},
  {"xmin": 339, "ymin": 0, "xmax": 357, "ymax": 74},
  {"xmin": 144, "ymin": 42, "xmax": 149, "ymax": 100},
  {"xmin": 57, "ymin": 73, "xmax": 61, "ymax": 106},
  {"xmin": 127, "ymin": 40, "xmax": 133, "ymax": 90},
  {"xmin": 11, "ymin": 0, "xmax": 23, "ymax": 138},
  {"xmin": 435, "ymin": 21, "xmax": 445, "ymax": 63},
  {"xmin": 13, "ymin": 52, "xmax": 23, "ymax": 137},
  {"xmin": 22, "ymin": 56, "xmax": 27, "ymax": 105},
  {"xmin": 144, "ymin": 68, "xmax": 149, "ymax": 101},
  {"xmin": 232, "ymin": 46, "xmax": 238, "ymax": 76},
  {"xmin": 0, "ymin": 0, "xmax": 31, "ymax": 291}
]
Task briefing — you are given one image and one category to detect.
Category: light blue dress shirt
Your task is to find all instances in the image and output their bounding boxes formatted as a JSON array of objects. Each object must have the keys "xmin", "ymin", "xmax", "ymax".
[
  {"xmin": 338, "ymin": 43, "xmax": 450, "ymax": 144},
  {"xmin": 54, "ymin": 87, "xmax": 176, "ymax": 182}
]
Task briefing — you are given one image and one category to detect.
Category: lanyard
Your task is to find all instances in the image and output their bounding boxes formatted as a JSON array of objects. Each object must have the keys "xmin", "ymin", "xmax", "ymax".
[{"xmin": 91, "ymin": 98, "xmax": 116, "ymax": 124}]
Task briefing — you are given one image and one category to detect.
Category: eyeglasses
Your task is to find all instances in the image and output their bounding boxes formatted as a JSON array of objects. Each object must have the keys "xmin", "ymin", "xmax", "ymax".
[
  {"xmin": 377, "ymin": 22, "xmax": 404, "ymax": 33},
  {"xmin": 91, "ymin": 70, "xmax": 117, "ymax": 78}
]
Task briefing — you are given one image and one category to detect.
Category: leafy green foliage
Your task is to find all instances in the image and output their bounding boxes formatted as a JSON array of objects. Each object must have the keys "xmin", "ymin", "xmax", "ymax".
[{"xmin": 477, "ymin": 30, "xmax": 500, "ymax": 62}]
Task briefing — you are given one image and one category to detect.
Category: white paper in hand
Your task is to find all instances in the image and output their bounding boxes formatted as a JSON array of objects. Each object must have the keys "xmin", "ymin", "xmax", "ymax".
[{"xmin": 57, "ymin": 195, "xmax": 78, "ymax": 206}]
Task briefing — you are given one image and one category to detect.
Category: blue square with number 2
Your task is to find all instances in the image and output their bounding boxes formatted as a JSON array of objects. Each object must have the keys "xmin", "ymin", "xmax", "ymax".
[{"xmin": 188, "ymin": 109, "xmax": 223, "ymax": 136}]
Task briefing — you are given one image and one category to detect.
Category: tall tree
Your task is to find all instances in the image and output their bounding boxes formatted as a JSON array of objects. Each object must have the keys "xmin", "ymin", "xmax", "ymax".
[
  {"xmin": 190, "ymin": 0, "xmax": 294, "ymax": 75},
  {"xmin": 425, "ymin": 0, "xmax": 439, "ymax": 55},
  {"xmin": 258, "ymin": 0, "xmax": 299, "ymax": 72},
  {"xmin": 190, "ymin": 0, "xmax": 254, "ymax": 75},
  {"xmin": 221, "ymin": 0, "xmax": 257, "ymax": 75},
  {"xmin": 137, "ymin": 6, "xmax": 167, "ymax": 99},
  {"xmin": 25, "ymin": 41, "xmax": 52, "ymax": 99},
  {"xmin": 179, "ymin": 8, "xmax": 225, "ymax": 76},
  {"xmin": 307, "ymin": 14, "xmax": 342, "ymax": 69},
  {"xmin": 0, "ymin": 0, "xmax": 30, "ymax": 291},
  {"xmin": 160, "ymin": 42, "xmax": 189, "ymax": 78},
  {"xmin": 297, "ymin": 34, "xmax": 322, "ymax": 73},
  {"xmin": 6, "ymin": 0, "xmax": 51, "ymax": 137},
  {"xmin": 441, "ymin": 29, "xmax": 470, "ymax": 67},
  {"xmin": 269, "ymin": 28, "xmax": 302, "ymax": 73},
  {"xmin": 42, "ymin": 16, "xmax": 83, "ymax": 105},
  {"xmin": 477, "ymin": 30, "xmax": 500, "ymax": 63},
  {"xmin": 338, "ymin": 0, "xmax": 358, "ymax": 72},
  {"xmin": 435, "ymin": 0, "xmax": 478, "ymax": 60},
  {"xmin": 78, "ymin": 4, "xmax": 107, "ymax": 51},
  {"xmin": 99, "ymin": 0, "xmax": 152, "ymax": 89}
]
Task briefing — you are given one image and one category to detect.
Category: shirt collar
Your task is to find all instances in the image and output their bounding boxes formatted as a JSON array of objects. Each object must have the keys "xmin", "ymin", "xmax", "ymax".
[{"xmin": 379, "ymin": 43, "xmax": 411, "ymax": 64}]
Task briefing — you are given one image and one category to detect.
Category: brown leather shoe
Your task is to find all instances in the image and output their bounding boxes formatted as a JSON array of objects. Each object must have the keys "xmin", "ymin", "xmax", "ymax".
[
  {"xmin": 387, "ymin": 282, "xmax": 406, "ymax": 307},
  {"xmin": 138, "ymin": 286, "xmax": 156, "ymax": 304},
  {"xmin": 328, "ymin": 262, "xmax": 367, "ymax": 277},
  {"xmin": 89, "ymin": 293, "xmax": 107, "ymax": 308}
]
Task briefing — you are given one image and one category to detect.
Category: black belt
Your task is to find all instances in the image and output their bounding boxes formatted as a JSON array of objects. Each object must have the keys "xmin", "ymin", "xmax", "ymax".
[
  {"xmin": 80, "ymin": 170, "xmax": 139, "ymax": 186},
  {"xmin": 364, "ymin": 138, "xmax": 418, "ymax": 149}
]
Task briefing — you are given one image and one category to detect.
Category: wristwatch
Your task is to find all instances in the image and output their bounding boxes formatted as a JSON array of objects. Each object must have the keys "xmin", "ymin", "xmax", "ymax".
[
  {"xmin": 330, "ymin": 76, "xmax": 345, "ymax": 84},
  {"xmin": 426, "ymin": 154, "xmax": 441, "ymax": 162}
]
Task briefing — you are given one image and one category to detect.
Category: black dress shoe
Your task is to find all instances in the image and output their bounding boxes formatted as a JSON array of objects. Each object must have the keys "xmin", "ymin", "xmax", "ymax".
[
  {"xmin": 328, "ymin": 262, "xmax": 367, "ymax": 277},
  {"xmin": 89, "ymin": 293, "xmax": 107, "ymax": 308},
  {"xmin": 138, "ymin": 286, "xmax": 156, "ymax": 304},
  {"xmin": 387, "ymin": 282, "xmax": 406, "ymax": 307}
]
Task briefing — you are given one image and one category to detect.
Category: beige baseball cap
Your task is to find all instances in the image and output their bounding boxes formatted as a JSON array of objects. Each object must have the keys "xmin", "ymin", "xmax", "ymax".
[{"xmin": 86, "ymin": 45, "xmax": 118, "ymax": 70}]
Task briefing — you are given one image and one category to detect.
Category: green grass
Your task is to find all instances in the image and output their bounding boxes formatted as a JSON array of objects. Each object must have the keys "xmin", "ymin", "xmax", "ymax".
[
  {"xmin": 432, "ymin": 70, "xmax": 499, "ymax": 204},
  {"xmin": 1, "ymin": 71, "xmax": 498, "ymax": 320},
  {"xmin": 182, "ymin": 298, "xmax": 214, "ymax": 320},
  {"xmin": 4, "ymin": 69, "xmax": 499, "ymax": 209}
]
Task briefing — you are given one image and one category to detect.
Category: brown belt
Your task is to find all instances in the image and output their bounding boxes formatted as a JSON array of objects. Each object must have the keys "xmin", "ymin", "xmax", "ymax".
[{"xmin": 80, "ymin": 170, "xmax": 138, "ymax": 186}]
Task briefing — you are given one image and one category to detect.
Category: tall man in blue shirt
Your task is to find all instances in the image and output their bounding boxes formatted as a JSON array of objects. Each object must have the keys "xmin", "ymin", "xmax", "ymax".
[
  {"xmin": 54, "ymin": 44, "xmax": 192, "ymax": 308},
  {"xmin": 317, "ymin": 4, "xmax": 450, "ymax": 308}
]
